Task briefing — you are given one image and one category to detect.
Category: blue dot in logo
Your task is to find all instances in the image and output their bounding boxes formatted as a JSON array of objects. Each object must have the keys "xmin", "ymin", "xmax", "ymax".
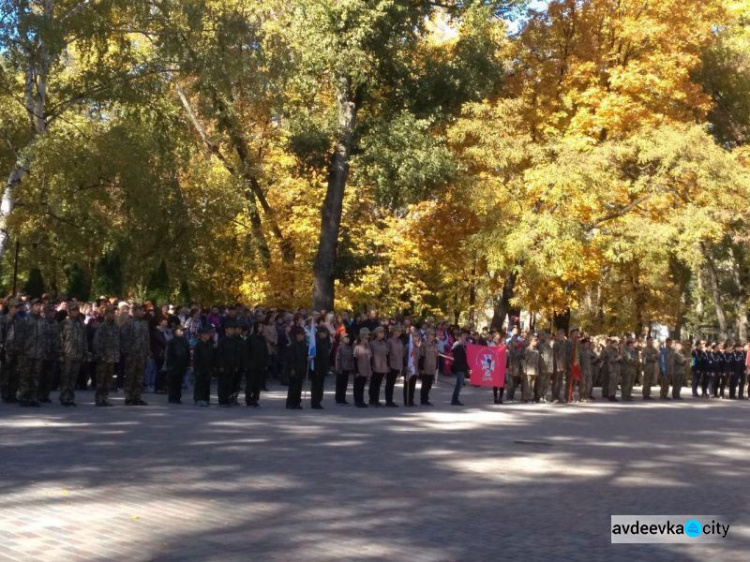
[{"xmin": 685, "ymin": 519, "xmax": 702, "ymax": 538}]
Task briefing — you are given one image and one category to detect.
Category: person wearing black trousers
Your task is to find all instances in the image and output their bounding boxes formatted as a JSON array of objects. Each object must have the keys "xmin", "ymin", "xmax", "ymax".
[
  {"xmin": 286, "ymin": 326, "xmax": 308, "ymax": 409},
  {"xmin": 385, "ymin": 325, "xmax": 405, "ymax": 407},
  {"xmin": 730, "ymin": 342, "xmax": 747, "ymax": 399},
  {"xmin": 166, "ymin": 325, "xmax": 190, "ymax": 404},
  {"xmin": 311, "ymin": 326, "xmax": 331, "ymax": 409},
  {"xmin": 403, "ymin": 330, "xmax": 421, "ymax": 407},
  {"xmin": 334, "ymin": 334, "xmax": 353, "ymax": 405},
  {"xmin": 245, "ymin": 322, "xmax": 269, "ymax": 407},
  {"xmin": 217, "ymin": 322, "xmax": 242, "ymax": 406},
  {"xmin": 352, "ymin": 328, "xmax": 372, "ymax": 408},
  {"xmin": 691, "ymin": 341, "xmax": 703, "ymax": 398},
  {"xmin": 193, "ymin": 327, "xmax": 215, "ymax": 406}
]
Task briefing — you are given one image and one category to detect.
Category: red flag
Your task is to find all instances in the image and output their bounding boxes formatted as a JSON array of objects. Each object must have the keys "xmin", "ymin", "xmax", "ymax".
[{"xmin": 468, "ymin": 344, "xmax": 506, "ymax": 388}]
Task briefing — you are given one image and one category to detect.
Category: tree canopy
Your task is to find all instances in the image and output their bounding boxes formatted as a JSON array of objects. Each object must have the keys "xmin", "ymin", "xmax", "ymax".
[{"xmin": 1, "ymin": 0, "xmax": 749, "ymax": 338}]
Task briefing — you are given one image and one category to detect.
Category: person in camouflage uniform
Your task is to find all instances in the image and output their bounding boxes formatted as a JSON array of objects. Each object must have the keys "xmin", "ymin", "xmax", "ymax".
[
  {"xmin": 604, "ymin": 337, "xmax": 622, "ymax": 402},
  {"xmin": 641, "ymin": 336, "xmax": 659, "ymax": 400},
  {"xmin": 120, "ymin": 304, "xmax": 150, "ymax": 406},
  {"xmin": 93, "ymin": 306, "xmax": 120, "ymax": 406},
  {"xmin": 506, "ymin": 328, "xmax": 524, "ymax": 402},
  {"xmin": 38, "ymin": 304, "xmax": 61, "ymax": 403},
  {"xmin": 551, "ymin": 329, "xmax": 569, "ymax": 403},
  {"xmin": 620, "ymin": 339, "xmax": 638, "ymax": 401},
  {"xmin": 18, "ymin": 299, "xmax": 49, "ymax": 407},
  {"xmin": 0, "ymin": 299, "xmax": 25, "ymax": 403},
  {"xmin": 660, "ymin": 338, "xmax": 676, "ymax": 400},
  {"xmin": 59, "ymin": 302, "xmax": 88, "ymax": 406}
]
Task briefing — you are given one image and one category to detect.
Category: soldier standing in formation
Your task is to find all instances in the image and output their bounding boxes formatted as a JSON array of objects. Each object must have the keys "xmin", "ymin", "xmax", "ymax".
[
  {"xmin": 642, "ymin": 337, "xmax": 659, "ymax": 400},
  {"xmin": 245, "ymin": 322, "xmax": 268, "ymax": 407},
  {"xmin": 285, "ymin": 326, "xmax": 308, "ymax": 409},
  {"xmin": 193, "ymin": 327, "xmax": 215, "ymax": 406},
  {"xmin": 166, "ymin": 324, "xmax": 190, "ymax": 404},
  {"xmin": 551, "ymin": 329, "xmax": 568, "ymax": 404},
  {"xmin": 659, "ymin": 338, "xmax": 676, "ymax": 400},
  {"xmin": 59, "ymin": 302, "xmax": 87, "ymax": 407},
  {"xmin": 604, "ymin": 337, "xmax": 622, "ymax": 402},
  {"xmin": 93, "ymin": 306, "xmax": 119, "ymax": 407},
  {"xmin": 120, "ymin": 304, "xmax": 150, "ymax": 406},
  {"xmin": 18, "ymin": 299, "xmax": 48, "ymax": 407},
  {"xmin": 620, "ymin": 339, "xmax": 638, "ymax": 401},
  {"xmin": 38, "ymin": 304, "xmax": 60, "ymax": 404}
]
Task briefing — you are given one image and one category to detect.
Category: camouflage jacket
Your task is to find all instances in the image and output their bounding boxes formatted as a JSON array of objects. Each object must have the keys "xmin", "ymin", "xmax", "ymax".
[
  {"xmin": 61, "ymin": 317, "xmax": 88, "ymax": 360},
  {"xmin": 94, "ymin": 321, "xmax": 121, "ymax": 363},
  {"xmin": 119, "ymin": 318, "xmax": 150, "ymax": 357},
  {"xmin": 45, "ymin": 318, "xmax": 61, "ymax": 360},
  {"xmin": 23, "ymin": 313, "xmax": 50, "ymax": 360},
  {"xmin": 2, "ymin": 314, "xmax": 24, "ymax": 355}
]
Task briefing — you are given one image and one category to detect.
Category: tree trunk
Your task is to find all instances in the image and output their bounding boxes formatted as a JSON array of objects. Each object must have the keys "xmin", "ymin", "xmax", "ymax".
[
  {"xmin": 313, "ymin": 85, "xmax": 358, "ymax": 311},
  {"xmin": 490, "ymin": 268, "xmax": 518, "ymax": 330},
  {"xmin": 0, "ymin": 1, "xmax": 52, "ymax": 270},
  {"xmin": 730, "ymin": 244, "xmax": 748, "ymax": 342},
  {"xmin": 703, "ymin": 255, "xmax": 728, "ymax": 339}
]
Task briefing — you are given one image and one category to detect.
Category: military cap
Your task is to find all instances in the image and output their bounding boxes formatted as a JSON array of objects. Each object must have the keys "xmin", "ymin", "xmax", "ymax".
[
  {"xmin": 359, "ymin": 327, "xmax": 371, "ymax": 338},
  {"xmin": 30, "ymin": 297, "xmax": 42, "ymax": 305},
  {"xmin": 44, "ymin": 303, "xmax": 56, "ymax": 312},
  {"xmin": 105, "ymin": 305, "xmax": 117, "ymax": 313},
  {"xmin": 569, "ymin": 325, "xmax": 580, "ymax": 333},
  {"xmin": 391, "ymin": 324, "xmax": 403, "ymax": 333},
  {"xmin": 68, "ymin": 301, "xmax": 80, "ymax": 310},
  {"xmin": 374, "ymin": 326, "xmax": 385, "ymax": 334},
  {"xmin": 9, "ymin": 298, "xmax": 22, "ymax": 308}
]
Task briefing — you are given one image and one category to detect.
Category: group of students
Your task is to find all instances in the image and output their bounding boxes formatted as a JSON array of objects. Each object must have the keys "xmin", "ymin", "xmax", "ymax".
[
  {"xmin": 497, "ymin": 327, "xmax": 750, "ymax": 404},
  {"xmin": 1, "ymin": 293, "xmax": 748, "ymax": 410}
]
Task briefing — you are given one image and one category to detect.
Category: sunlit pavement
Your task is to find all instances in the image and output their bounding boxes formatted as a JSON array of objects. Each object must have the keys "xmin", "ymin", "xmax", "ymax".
[{"xmin": 1, "ymin": 378, "xmax": 749, "ymax": 562}]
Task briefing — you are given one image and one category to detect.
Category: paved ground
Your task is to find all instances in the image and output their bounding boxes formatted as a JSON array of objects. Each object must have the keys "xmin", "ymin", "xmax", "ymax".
[{"xmin": 1, "ymin": 378, "xmax": 749, "ymax": 562}]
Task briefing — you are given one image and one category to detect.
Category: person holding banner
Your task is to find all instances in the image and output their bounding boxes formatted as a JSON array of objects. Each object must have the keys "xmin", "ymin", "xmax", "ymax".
[{"xmin": 450, "ymin": 330, "xmax": 469, "ymax": 406}]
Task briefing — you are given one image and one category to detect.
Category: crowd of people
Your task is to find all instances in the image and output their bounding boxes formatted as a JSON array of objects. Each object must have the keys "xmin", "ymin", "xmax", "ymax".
[{"xmin": 0, "ymin": 294, "xmax": 748, "ymax": 410}]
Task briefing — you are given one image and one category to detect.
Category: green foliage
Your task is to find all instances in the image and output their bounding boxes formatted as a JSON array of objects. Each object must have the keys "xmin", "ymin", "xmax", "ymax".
[
  {"xmin": 23, "ymin": 268, "xmax": 44, "ymax": 298},
  {"xmin": 146, "ymin": 260, "xmax": 171, "ymax": 307},
  {"xmin": 64, "ymin": 263, "xmax": 90, "ymax": 302},
  {"xmin": 91, "ymin": 252, "xmax": 123, "ymax": 298}
]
